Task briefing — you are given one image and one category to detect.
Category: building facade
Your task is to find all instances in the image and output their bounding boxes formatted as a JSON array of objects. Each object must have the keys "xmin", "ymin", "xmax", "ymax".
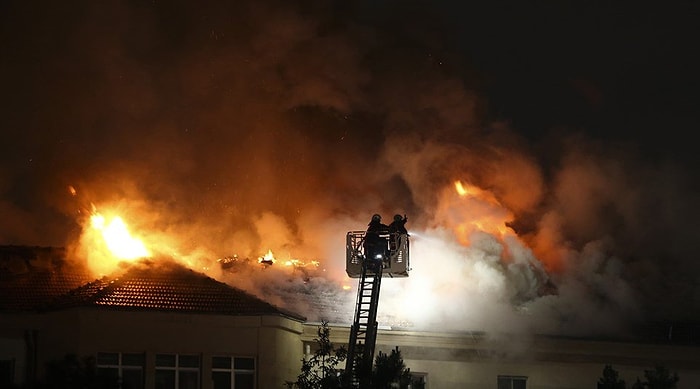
[{"xmin": 2, "ymin": 246, "xmax": 700, "ymax": 388}]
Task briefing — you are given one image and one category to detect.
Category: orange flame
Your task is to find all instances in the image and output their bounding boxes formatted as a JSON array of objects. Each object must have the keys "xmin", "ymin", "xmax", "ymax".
[
  {"xmin": 77, "ymin": 206, "xmax": 155, "ymax": 277},
  {"xmin": 258, "ymin": 249, "xmax": 321, "ymax": 270},
  {"xmin": 259, "ymin": 249, "xmax": 276, "ymax": 264},
  {"xmin": 454, "ymin": 181, "xmax": 501, "ymax": 207},
  {"xmin": 446, "ymin": 180, "xmax": 515, "ymax": 245},
  {"xmin": 90, "ymin": 212, "xmax": 151, "ymax": 260}
]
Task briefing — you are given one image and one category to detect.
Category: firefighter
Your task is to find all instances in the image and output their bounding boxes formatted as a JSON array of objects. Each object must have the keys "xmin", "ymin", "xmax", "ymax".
[
  {"xmin": 364, "ymin": 214, "xmax": 389, "ymax": 268},
  {"xmin": 388, "ymin": 214, "xmax": 408, "ymax": 254},
  {"xmin": 388, "ymin": 214, "xmax": 408, "ymax": 235}
]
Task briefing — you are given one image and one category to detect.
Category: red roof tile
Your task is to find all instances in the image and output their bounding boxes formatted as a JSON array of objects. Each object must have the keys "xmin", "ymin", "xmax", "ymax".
[
  {"xmin": 0, "ymin": 246, "xmax": 93, "ymax": 311},
  {"xmin": 0, "ymin": 247, "xmax": 305, "ymax": 321}
]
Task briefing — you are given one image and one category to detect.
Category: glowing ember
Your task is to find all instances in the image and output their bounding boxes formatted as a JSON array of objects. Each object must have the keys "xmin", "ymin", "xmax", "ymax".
[
  {"xmin": 259, "ymin": 249, "xmax": 276, "ymax": 264},
  {"xmin": 257, "ymin": 249, "xmax": 320, "ymax": 270},
  {"xmin": 90, "ymin": 213, "xmax": 150, "ymax": 260},
  {"xmin": 283, "ymin": 258, "xmax": 320, "ymax": 268}
]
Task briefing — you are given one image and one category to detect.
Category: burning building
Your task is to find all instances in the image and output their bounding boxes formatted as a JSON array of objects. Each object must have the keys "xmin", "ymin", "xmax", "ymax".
[
  {"xmin": 2, "ymin": 0, "xmax": 700, "ymax": 387},
  {"xmin": 1, "ymin": 202, "xmax": 700, "ymax": 388}
]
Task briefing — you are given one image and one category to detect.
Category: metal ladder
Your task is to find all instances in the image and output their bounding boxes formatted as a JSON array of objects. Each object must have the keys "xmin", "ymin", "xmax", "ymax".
[{"xmin": 344, "ymin": 258, "xmax": 383, "ymax": 388}]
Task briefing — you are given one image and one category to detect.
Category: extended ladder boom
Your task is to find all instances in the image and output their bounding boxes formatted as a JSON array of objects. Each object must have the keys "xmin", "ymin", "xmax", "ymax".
[
  {"xmin": 344, "ymin": 258, "xmax": 383, "ymax": 388},
  {"xmin": 343, "ymin": 229, "xmax": 410, "ymax": 388}
]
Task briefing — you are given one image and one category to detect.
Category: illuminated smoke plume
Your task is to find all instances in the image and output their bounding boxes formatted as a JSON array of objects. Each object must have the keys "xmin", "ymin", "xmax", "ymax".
[{"xmin": 1, "ymin": 1, "xmax": 698, "ymax": 338}]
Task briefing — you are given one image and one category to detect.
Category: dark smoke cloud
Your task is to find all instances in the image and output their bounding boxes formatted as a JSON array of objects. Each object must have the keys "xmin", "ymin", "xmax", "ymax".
[{"xmin": 1, "ymin": 1, "xmax": 699, "ymax": 336}]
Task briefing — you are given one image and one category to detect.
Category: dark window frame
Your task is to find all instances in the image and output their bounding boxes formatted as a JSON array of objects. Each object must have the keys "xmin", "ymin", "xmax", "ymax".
[
  {"xmin": 211, "ymin": 356, "xmax": 256, "ymax": 389},
  {"xmin": 155, "ymin": 353, "xmax": 201, "ymax": 389},
  {"xmin": 96, "ymin": 352, "xmax": 145, "ymax": 389},
  {"xmin": 498, "ymin": 375, "xmax": 527, "ymax": 389}
]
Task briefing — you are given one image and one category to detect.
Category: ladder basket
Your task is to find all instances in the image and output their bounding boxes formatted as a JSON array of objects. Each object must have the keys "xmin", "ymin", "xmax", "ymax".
[{"xmin": 345, "ymin": 231, "xmax": 409, "ymax": 278}]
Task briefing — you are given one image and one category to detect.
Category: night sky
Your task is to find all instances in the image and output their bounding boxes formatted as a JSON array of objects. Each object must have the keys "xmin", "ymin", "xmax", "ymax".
[{"xmin": 1, "ymin": 1, "xmax": 699, "ymax": 335}]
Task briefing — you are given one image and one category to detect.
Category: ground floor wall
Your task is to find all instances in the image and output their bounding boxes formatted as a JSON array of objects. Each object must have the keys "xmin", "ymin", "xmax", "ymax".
[
  {"xmin": 4, "ymin": 313, "xmax": 700, "ymax": 389},
  {"xmin": 307, "ymin": 323, "xmax": 700, "ymax": 389},
  {"xmin": 1, "ymin": 310, "xmax": 305, "ymax": 388}
]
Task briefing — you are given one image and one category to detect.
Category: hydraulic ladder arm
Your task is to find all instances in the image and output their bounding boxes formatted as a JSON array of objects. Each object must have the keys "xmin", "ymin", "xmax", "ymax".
[
  {"xmin": 343, "ymin": 229, "xmax": 410, "ymax": 388},
  {"xmin": 344, "ymin": 257, "xmax": 383, "ymax": 388}
]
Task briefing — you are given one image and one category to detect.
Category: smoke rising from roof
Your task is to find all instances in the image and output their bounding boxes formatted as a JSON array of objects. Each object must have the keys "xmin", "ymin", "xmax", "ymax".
[{"xmin": 1, "ymin": 1, "xmax": 699, "ymax": 336}]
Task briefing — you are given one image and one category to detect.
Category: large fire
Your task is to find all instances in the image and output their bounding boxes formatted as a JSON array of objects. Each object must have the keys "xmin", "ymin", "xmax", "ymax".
[
  {"xmin": 79, "ymin": 202, "xmax": 324, "ymax": 279},
  {"xmin": 77, "ymin": 205, "xmax": 154, "ymax": 276},
  {"xmin": 68, "ymin": 178, "xmax": 561, "ymax": 328},
  {"xmin": 90, "ymin": 213, "xmax": 150, "ymax": 260},
  {"xmin": 77, "ymin": 180, "xmax": 522, "ymax": 273},
  {"xmin": 76, "ymin": 180, "xmax": 536, "ymax": 303}
]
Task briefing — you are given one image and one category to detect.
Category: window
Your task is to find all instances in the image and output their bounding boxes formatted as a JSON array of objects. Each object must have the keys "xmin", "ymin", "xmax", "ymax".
[
  {"xmin": 409, "ymin": 371, "xmax": 427, "ymax": 388},
  {"xmin": 498, "ymin": 375, "xmax": 527, "ymax": 389},
  {"xmin": 97, "ymin": 352, "xmax": 144, "ymax": 389},
  {"xmin": 211, "ymin": 356, "xmax": 255, "ymax": 389},
  {"xmin": 155, "ymin": 354, "xmax": 200, "ymax": 389}
]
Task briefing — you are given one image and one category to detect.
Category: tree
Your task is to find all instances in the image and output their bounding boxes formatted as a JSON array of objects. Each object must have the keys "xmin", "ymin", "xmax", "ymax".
[
  {"xmin": 286, "ymin": 321, "xmax": 347, "ymax": 389},
  {"xmin": 631, "ymin": 365, "xmax": 679, "ymax": 389},
  {"xmin": 372, "ymin": 347, "xmax": 415, "ymax": 389},
  {"xmin": 631, "ymin": 378, "xmax": 645, "ymax": 389},
  {"xmin": 598, "ymin": 364, "xmax": 626, "ymax": 389},
  {"xmin": 286, "ymin": 322, "xmax": 421, "ymax": 389}
]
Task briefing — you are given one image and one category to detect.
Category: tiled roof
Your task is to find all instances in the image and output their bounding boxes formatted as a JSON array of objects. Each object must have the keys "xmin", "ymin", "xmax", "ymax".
[
  {"xmin": 55, "ymin": 260, "xmax": 306, "ymax": 320},
  {"xmin": 0, "ymin": 270, "xmax": 93, "ymax": 312},
  {"xmin": 0, "ymin": 246, "xmax": 305, "ymax": 321},
  {"xmin": 0, "ymin": 246, "xmax": 93, "ymax": 311}
]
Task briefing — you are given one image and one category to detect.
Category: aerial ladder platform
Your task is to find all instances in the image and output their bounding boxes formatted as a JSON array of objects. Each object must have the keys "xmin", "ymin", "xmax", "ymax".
[{"xmin": 343, "ymin": 230, "xmax": 410, "ymax": 388}]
